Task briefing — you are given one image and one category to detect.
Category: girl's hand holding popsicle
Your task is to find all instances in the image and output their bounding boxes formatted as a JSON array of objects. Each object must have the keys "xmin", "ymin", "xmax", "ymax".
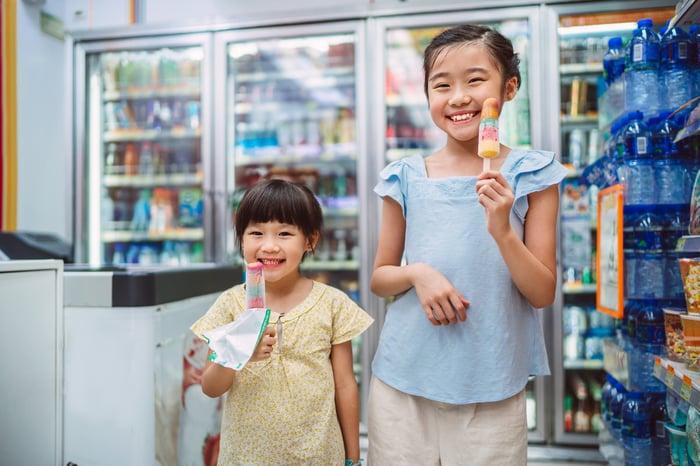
[{"xmin": 477, "ymin": 97, "xmax": 500, "ymax": 171}]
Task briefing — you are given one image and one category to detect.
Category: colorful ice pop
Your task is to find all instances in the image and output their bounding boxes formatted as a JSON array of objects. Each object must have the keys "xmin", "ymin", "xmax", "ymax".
[
  {"xmin": 478, "ymin": 98, "xmax": 500, "ymax": 170},
  {"xmin": 245, "ymin": 262, "xmax": 266, "ymax": 310}
]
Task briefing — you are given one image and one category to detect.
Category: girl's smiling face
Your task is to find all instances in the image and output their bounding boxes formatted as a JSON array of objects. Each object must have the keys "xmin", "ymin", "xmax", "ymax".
[
  {"xmin": 426, "ymin": 43, "xmax": 516, "ymax": 147},
  {"xmin": 241, "ymin": 220, "xmax": 316, "ymax": 283}
]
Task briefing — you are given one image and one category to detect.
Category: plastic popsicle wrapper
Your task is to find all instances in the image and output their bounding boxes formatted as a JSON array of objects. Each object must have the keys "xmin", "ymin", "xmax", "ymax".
[
  {"xmin": 245, "ymin": 262, "xmax": 266, "ymax": 310},
  {"xmin": 478, "ymin": 97, "xmax": 500, "ymax": 170}
]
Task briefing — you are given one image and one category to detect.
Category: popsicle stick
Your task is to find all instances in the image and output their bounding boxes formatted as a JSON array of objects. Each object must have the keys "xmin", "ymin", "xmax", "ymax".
[{"xmin": 483, "ymin": 157, "xmax": 491, "ymax": 171}]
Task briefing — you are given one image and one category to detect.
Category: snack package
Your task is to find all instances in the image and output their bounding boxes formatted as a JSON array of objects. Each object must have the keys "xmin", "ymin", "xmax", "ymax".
[{"xmin": 680, "ymin": 258, "xmax": 700, "ymax": 314}]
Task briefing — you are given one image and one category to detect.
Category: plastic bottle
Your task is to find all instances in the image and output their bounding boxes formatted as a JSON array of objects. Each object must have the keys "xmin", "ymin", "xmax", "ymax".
[
  {"xmin": 622, "ymin": 112, "xmax": 655, "ymax": 206},
  {"xmin": 139, "ymin": 142, "xmax": 154, "ymax": 176},
  {"xmin": 652, "ymin": 112, "xmax": 686, "ymax": 206},
  {"xmin": 610, "ymin": 379, "xmax": 627, "ymax": 442},
  {"xmin": 690, "ymin": 25, "xmax": 700, "ymax": 98},
  {"xmin": 631, "ymin": 301, "xmax": 666, "ymax": 392},
  {"xmin": 648, "ymin": 393, "xmax": 671, "ymax": 466},
  {"xmin": 101, "ymin": 188, "xmax": 114, "ymax": 230},
  {"xmin": 603, "ymin": 37, "xmax": 626, "ymax": 120},
  {"xmin": 105, "ymin": 143, "xmax": 120, "ymax": 175},
  {"xmin": 660, "ymin": 23, "xmax": 692, "ymax": 111},
  {"xmin": 631, "ymin": 209, "xmax": 664, "ymax": 299},
  {"xmin": 624, "ymin": 19, "xmax": 661, "ymax": 113},
  {"xmin": 124, "ymin": 143, "xmax": 139, "ymax": 176},
  {"xmin": 112, "ymin": 243, "xmax": 126, "ymax": 265},
  {"xmin": 621, "ymin": 391, "xmax": 652, "ymax": 466},
  {"xmin": 662, "ymin": 205, "xmax": 690, "ymax": 300}
]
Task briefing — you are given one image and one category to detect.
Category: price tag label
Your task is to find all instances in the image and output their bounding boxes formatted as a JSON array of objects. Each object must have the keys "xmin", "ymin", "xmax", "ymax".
[
  {"xmin": 681, "ymin": 374, "xmax": 694, "ymax": 402},
  {"xmin": 653, "ymin": 356, "xmax": 663, "ymax": 379},
  {"xmin": 666, "ymin": 364, "xmax": 676, "ymax": 388}
]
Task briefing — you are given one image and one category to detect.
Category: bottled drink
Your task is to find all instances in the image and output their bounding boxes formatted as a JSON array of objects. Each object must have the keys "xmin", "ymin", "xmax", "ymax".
[
  {"xmin": 622, "ymin": 112, "xmax": 654, "ymax": 206},
  {"xmin": 601, "ymin": 374, "xmax": 615, "ymax": 428},
  {"xmin": 604, "ymin": 36, "xmax": 627, "ymax": 85},
  {"xmin": 610, "ymin": 380, "xmax": 627, "ymax": 442},
  {"xmin": 124, "ymin": 143, "xmax": 139, "ymax": 176},
  {"xmin": 662, "ymin": 206, "xmax": 689, "ymax": 300},
  {"xmin": 652, "ymin": 112, "xmax": 686, "ymax": 206},
  {"xmin": 621, "ymin": 391, "xmax": 652, "ymax": 466},
  {"xmin": 631, "ymin": 209, "xmax": 664, "ymax": 299},
  {"xmin": 603, "ymin": 37, "xmax": 626, "ymax": 120},
  {"xmin": 101, "ymin": 188, "xmax": 114, "ymax": 230},
  {"xmin": 624, "ymin": 19, "xmax": 661, "ymax": 113},
  {"xmin": 105, "ymin": 143, "xmax": 120, "ymax": 175},
  {"xmin": 631, "ymin": 300, "xmax": 665, "ymax": 392},
  {"xmin": 660, "ymin": 23, "xmax": 692, "ymax": 111},
  {"xmin": 648, "ymin": 393, "xmax": 671, "ymax": 466},
  {"xmin": 112, "ymin": 243, "xmax": 126, "ymax": 265},
  {"xmin": 690, "ymin": 25, "xmax": 700, "ymax": 97},
  {"xmin": 139, "ymin": 142, "xmax": 154, "ymax": 176}
]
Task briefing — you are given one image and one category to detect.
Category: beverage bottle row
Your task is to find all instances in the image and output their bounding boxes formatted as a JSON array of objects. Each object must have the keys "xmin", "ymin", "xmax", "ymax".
[
  {"xmin": 106, "ymin": 141, "xmax": 201, "ymax": 177},
  {"xmin": 103, "ymin": 187, "xmax": 203, "ymax": 232},
  {"xmin": 601, "ymin": 376, "xmax": 670, "ymax": 466},
  {"xmin": 111, "ymin": 240, "xmax": 203, "ymax": 265},
  {"xmin": 101, "ymin": 49, "xmax": 201, "ymax": 93},
  {"xmin": 235, "ymin": 107, "xmax": 356, "ymax": 157},
  {"xmin": 105, "ymin": 98, "xmax": 201, "ymax": 132}
]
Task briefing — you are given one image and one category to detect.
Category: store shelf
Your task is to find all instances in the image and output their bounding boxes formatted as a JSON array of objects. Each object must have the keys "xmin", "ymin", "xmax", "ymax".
[
  {"xmin": 654, "ymin": 356, "xmax": 700, "ymax": 409},
  {"xmin": 103, "ymin": 172, "xmax": 202, "ymax": 188},
  {"xmin": 103, "ymin": 85, "xmax": 200, "ymax": 101},
  {"xmin": 301, "ymin": 259, "xmax": 359, "ymax": 271},
  {"xmin": 560, "ymin": 62, "xmax": 603, "ymax": 75},
  {"xmin": 563, "ymin": 358, "xmax": 604, "ymax": 370},
  {"xmin": 562, "ymin": 283, "xmax": 597, "ymax": 294},
  {"xmin": 101, "ymin": 227, "xmax": 204, "ymax": 243},
  {"xmin": 104, "ymin": 127, "xmax": 202, "ymax": 142},
  {"xmin": 670, "ymin": 0, "xmax": 700, "ymax": 27}
]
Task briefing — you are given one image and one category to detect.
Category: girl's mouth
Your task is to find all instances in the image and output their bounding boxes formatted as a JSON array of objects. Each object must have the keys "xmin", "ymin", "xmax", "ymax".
[
  {"xmin": 448, "ymin": 112, "xmax": 477, "ymax": 122},
  {"xmin": 259, "ymin": 259, "xmax": 283, "ymax": 265}
]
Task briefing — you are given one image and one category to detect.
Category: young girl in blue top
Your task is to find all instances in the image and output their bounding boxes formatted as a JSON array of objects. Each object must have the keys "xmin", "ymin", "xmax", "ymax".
[{"xmin": 367, "ymin": 24, "xmax": 567, "ymax": 465}]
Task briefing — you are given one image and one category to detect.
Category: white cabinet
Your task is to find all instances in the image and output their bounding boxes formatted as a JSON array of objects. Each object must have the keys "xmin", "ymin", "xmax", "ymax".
[{"xmin": 0, "ymin": 260, "xmax": 63, "ymax": 465}]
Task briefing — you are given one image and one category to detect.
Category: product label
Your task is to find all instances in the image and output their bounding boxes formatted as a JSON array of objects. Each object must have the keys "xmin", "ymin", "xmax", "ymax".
[
  {"xmin": 637, "ymin": 320, "xmax": 665, "ymax": 344},
  {"xmin": 622, "ymin": 417, "xmax": 651, "ymax": 439},
  {"xmin": 635, "ymin": 136, "xmax": 649, "ymax": 155}
]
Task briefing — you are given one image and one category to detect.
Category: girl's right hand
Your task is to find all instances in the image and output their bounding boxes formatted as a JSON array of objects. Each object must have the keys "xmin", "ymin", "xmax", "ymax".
[
  {"xmin": 250, "ymin": 326, "xmax": 277, "ymax": 362},
  {"xmin": 413, "ymin": 263, "xmax": 470, "ymax": 325}
]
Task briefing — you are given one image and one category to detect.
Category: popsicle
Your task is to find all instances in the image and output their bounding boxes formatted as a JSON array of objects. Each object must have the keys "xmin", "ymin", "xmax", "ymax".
[
  {"xmin": 478, "ymin": 97, "xmax": 500, "ymax": 171},
  {"xmin": 245, "ymin": 262, "xmax": 266, "ymax": 310}
]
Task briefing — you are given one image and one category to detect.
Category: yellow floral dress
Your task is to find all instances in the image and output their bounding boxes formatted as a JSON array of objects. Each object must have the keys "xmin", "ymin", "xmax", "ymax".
[{"xmin": 191, "ymin": 281, "xmax": 373, "ymax": 466}]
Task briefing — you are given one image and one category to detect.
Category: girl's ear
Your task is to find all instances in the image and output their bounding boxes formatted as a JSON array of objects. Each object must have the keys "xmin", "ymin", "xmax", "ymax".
[
  {"xmin": 307, "ymin": 231, "xmax": 320, "ymax": 251},
  {"xmin": 504, "ymin": 76, "xmax": 518, "ymax": 102}
]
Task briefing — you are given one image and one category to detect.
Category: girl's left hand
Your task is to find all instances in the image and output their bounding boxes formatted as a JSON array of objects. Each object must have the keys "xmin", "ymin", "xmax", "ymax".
[{"xmin": 476, "ymin": 170, "xmax": 514, "ymax": 238}]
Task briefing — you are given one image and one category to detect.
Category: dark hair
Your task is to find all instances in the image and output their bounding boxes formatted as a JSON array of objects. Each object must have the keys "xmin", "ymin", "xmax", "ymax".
[
  {"xmin": 422, "ymin": 24, "xmax": 521, "ymax": 98},
  {"xmin": 234, "ymin": 179, "xmax": 323, "ymax": 251}
]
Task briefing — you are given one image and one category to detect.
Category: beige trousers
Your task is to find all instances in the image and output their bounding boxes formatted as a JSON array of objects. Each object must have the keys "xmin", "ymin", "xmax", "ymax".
[{"xmin": 367, "ymin": 376, "xmax": 527, "ymax": 466}]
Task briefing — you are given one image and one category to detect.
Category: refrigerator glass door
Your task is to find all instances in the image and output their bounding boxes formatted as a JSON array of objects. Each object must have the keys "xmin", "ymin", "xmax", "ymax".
[
  {"xmin": 76, "ymin": 34, "xmax": 211, "ymax": 266},
  {"xmin": 548, "ymin": 3, "xmax": 676, "ymax": 446},
  {"xmin": 374, "ymin": 9, "xmax": 545, "ymax": 442},
  {"xmin": 216, "ymin": 21, "xmax": 369, "ymax": 412}
]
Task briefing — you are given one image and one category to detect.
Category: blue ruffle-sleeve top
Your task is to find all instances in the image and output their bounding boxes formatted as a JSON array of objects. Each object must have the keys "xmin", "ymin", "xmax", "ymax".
[{"xmin": 372, "ymin": 150, "xmax": 568, "ymax": 404}]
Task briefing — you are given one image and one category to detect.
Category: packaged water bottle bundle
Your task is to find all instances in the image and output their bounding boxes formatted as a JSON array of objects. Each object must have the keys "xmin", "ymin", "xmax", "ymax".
[{"xmin": 204, "ymin": 262, "xmax": 270, "ymax": 370}]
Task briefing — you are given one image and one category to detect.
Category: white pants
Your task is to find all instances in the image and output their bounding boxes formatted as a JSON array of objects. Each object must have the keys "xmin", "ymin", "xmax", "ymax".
[{"xmin": 367, "ymin": 376, "xmax": 527, "ymax": 466}]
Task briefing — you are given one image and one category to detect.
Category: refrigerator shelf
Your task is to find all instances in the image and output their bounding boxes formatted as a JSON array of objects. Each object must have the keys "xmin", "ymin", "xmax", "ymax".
[
  {"xmin": 234, "ymin": 151, "xmax": 357, "ymax": 166},
  {"xmin": 559, "ymin": 62, "xmax": 603, "ymax": 76},
  {"xmin": 301, "ymin": 259, "xmax": 359, "ymax": 271},
  {"xmin": 234, "ymin": 66, "xmax": 355, "ymax": 85},
  {"xmin": 560, "ymin": 115, "xmax": 599, "ymax": 126},
  {"xmin": 562, "ymin": 283, "xmax": 597, "ymax": 294},
  {"xmin": 563, "ymin": 358, "xmax": 604, "ymax": 370},
  {"xmin": 101, "ymin": 227, "xmax": 204, "ymax": 243},
  {"xmin": 103, "ymin": 172, "xmax": 202, "ymax": 188},
  {"xmin": 103, "ymin": 85, "xmax": 201, "ymax": 102},
  {"xmin": 654, "ymin": 356, "xmax": 700, "ymax": 410},
  {"xmin": 104, "ymin": 128, "xmax": 202, "ymax": 143}
]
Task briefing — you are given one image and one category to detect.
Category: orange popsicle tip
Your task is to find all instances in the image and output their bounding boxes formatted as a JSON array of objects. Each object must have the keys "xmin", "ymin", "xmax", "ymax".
[{"xmin": 481, "ymin": 98, "xmax": 499, "ymax": 119}]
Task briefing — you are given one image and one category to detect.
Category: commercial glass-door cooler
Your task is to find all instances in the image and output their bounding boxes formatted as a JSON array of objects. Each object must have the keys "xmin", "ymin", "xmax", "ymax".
[
  {"xmin": 212, "ymin": 21, "xmax": 376, "ymax": 420},
  {"xmin": 72, "ymin": 32, "xmax": 213, "ymax": 266}
]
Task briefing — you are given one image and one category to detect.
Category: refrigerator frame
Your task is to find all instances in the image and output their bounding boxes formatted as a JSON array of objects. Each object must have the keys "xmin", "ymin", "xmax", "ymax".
[
  {"xmin": 71, "ymin": 32, "xmax": 215, "ymax": 265},
  {"xmin": 369, "ymin": 5, "xmax": 549, "ymax": 443},
  {"xmin": 540, "ymin": 0, "xmax": 677, "ymax": 446}
]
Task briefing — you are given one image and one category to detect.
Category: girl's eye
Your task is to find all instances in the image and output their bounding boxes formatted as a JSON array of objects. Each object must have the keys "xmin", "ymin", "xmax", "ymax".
[
  {"xmin": 279, "ymin": 231, "xmax": 294, "ymax": 237},
  {"xmin": 434, "ymin": 83, "xmax": 449, "ymax": 89},
  {"xmin": 469, "ymin": 78, "xmax": 484, "ymax": 84}
]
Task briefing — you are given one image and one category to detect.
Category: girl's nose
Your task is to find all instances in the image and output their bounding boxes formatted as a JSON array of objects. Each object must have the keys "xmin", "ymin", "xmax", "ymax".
[
  {"xmin": 448, "ymin": 90, "xmax": 470, "ymax": 106},
  {"xmin": 261, "ymin": 237, "xmax": 280, "ymax": 252}
]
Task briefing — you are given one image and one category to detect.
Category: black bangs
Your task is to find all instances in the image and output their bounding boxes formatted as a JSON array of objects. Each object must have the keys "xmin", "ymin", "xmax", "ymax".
[{"xmin": 234, "ymin": 179, "xmax": 323, "ymax": 246}]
